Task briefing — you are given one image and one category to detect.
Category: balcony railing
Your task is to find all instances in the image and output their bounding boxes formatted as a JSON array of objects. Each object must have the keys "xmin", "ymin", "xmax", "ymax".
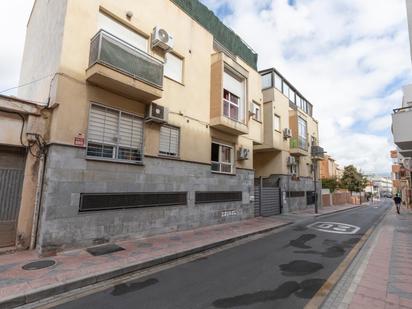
[
  {"xmin": 290, "ymin": 136, "xmax": 309, "ymax": 151},
  {"xmin": 89, "ymin": 30, "xmax": 164, "ymax": 89}
]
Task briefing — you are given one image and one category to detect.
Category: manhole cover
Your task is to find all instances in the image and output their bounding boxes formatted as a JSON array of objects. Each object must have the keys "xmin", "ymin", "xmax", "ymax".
[
  {"xmin": 22, "ymin": 260, "xmax": 56, "ymax": 271},
  {"xmin": 86, "ymin": 244, "xmax": 125, "ymax": 256}
]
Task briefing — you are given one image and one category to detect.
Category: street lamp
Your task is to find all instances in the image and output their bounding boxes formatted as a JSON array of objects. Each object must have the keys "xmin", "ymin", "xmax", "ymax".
[{"xmin": 311, "ymin": 145, "xmax": 325, "ymax": 214}]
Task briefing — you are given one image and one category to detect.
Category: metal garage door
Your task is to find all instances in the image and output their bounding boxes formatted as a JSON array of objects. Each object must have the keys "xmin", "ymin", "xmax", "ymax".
[
  {"xmin": 254, "ymin": 186, "xmax": 281, "ymax": 217},
  {"xmin": 0, "ymin": 147, "xmax": 25, "ymax": 248}
]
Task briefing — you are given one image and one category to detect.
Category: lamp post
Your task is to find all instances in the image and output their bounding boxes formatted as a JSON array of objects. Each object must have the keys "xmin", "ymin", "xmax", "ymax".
[{"xmin": 311, "ymin": 145, "xmax": 325, "ymax": 214}]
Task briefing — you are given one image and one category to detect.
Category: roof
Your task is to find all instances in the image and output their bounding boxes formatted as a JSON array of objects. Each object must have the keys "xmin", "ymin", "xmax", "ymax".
[{"xmin": 171, "ymin": 0, "xmax": 258, "ymax": 70}]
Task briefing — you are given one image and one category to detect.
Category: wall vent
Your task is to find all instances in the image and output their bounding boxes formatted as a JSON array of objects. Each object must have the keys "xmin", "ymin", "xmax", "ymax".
[
  {"xmin": 195, "ymin": 191, "xmax": 242, "ymax": 204},
  {"xmin": 79, "ymin": 192, "xmax": 187, "ymax": 212}
]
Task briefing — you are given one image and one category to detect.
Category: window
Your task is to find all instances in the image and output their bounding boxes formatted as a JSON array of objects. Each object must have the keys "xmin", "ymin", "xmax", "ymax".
[
  {"xmin": 223, "ymin": 89, "xmax": 240, "ymax": 121},
  {"xmin": 274, "ymin": 73, "xmax": 283, "ymax": 91},
  {"xmin": 298, "ymin": 117, "xmax": 308, "ymax": 149},
  {"xmin": 87, "ymin": 104, "xmax": 144, "ymax": 162},
  {"xmin": 282, "ymin": 82, "xmax": 290, "ymax": 98},
  {"xmin": 274, "ymin": 114, "xmax": 281, "ymax": 131},
  {"xmin": 289, "ymin": 88, "xmax": 296, "ymax": 104},
  {"xmin": 159, "ymin": 125, "xmax": 180, "ymax": 157},
  {"xmin": 98, "ymin": 12, "xmax": 147, "ymax": 51},
  {"xmin": 252, "ymin": 102, "xmax": 261, "ymax": 122},
  {"xmin": 223, "ymin": 70, "xmax": 245, "ymax": 122},
  {"xmin": 164, "ymin": 53, "xmax": 183, "ymax": 83},
  {"xmin": 262, "ymin": 73, "xmax": 272, "ymax": 89},
  {"xmin": 211, "ymin": 142, "xmax": 234, "ymax": 174}
]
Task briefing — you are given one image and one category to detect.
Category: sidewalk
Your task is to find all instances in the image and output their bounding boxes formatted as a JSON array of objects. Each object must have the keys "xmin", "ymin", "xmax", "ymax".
[
  {"xmin": 322, "ymin": 205, "xmax": 412, "ymax": 309},
  {"xmin": 284, "ymin": 203, "xmax": 367, "ymax": 219},
  {"xmin": 0, "ymin": 203, "xmax": 362, "ymax": 309}
]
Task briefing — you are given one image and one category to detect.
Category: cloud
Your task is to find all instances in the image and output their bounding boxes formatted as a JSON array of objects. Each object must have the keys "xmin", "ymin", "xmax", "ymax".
[{"xmin": 202, "ymin": 0, "xmax": 412, "ymax": 174}]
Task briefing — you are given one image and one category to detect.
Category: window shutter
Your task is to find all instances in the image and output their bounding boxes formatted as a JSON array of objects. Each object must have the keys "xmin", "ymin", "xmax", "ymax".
[
  {"xmin": 88, "ymin": 105, "xmax": 119, "ymax": 145},
  {"xmin": 160, "ymin": 126, "xmax": 179, "ymax": 156},
  {"xmin": 119, "ymin": 113, "xmax": 143, "ymax": 148},
  {"xmin": 164, "ymin": 53, "xmax": 183, "ymax": 83}
]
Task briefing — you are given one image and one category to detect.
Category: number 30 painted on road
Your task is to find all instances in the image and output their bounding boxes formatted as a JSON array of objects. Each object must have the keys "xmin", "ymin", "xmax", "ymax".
[{"xmin": 307, "ymin": 222, "xmax": 361, "ymax": 234}]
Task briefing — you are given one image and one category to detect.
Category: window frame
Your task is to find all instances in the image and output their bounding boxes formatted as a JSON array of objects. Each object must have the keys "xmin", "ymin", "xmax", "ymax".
[
  {"xmin": 261, "ymin": 72, "xmax": 273, "ymax": 89},
  {"xmin": 252, "ymin": 102, "xmax": 262, "ymax": 122},
  {"xmin": 274, "ymin": 114, "xmax": 281, "ymax": 132},
  {"xmin": 86, "ymin": 102, "xmax": 145, "ymax": 164},
  {"xmin": 211, "ymin": 141, "xmax": 235, "ymax": 175},
  {"xmin": 159, "ymin": 124, "xmax": 180, "ymax": 158},
  {"xmin": 164, "ymin": 52, "xmax": 184, "ymax": 84},
  {"xmin": 223, "ymin": 89, "xmax": 240, "ymax": 122},
  {"xmin": 223, "ymin": 68, "xmax": 246, "ymax": 123}
]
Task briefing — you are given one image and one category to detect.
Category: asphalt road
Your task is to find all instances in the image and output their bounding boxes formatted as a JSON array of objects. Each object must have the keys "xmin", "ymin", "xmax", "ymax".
[{"xmin": 56, "ymin": 200, "xmax": 391, "ymax": 309}]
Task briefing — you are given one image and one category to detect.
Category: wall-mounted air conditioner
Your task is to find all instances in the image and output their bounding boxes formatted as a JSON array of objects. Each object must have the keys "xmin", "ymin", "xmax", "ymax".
[
  {"xmin": 152, "ymin": 26, "xmax": 174, "ymax": 51},
  {"xmin": 146, "ymin": 103, "xmax": 169, "ymax": 123},
  {"xmin": 283, "ymin": 128, "xmax": 292, "ymax": 139},
  {"xmin": 238, "ymin": 147, "xmax": 250, "ymax": 160},
  {"xmin": 287, "ymin": 156, "xmax": 296, "ymax": 166}
]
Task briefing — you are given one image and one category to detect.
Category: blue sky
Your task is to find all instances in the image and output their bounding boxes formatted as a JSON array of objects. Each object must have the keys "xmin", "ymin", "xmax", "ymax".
[
  {"xmin": 201, "ymin": 0, "xmax": 412, "ymax": 175},
  {"xmin": 0, "ymin": 0, "xmax": 410, "ymax": 175}
]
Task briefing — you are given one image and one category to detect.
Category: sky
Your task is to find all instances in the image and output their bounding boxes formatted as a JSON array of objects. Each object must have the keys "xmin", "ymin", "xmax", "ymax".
[{"xmin": 0, "ymin": 0, "xmax": 411, "ymax": 175}]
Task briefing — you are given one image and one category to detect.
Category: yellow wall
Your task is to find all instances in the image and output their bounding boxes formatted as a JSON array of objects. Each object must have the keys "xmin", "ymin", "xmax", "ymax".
[{"xmin": 36, "ymin": 0, "xmax": 263, "ymax": 171}]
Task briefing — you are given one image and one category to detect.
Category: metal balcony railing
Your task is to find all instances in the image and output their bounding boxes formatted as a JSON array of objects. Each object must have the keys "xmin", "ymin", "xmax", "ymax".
[{"xmin": 89, "ymin": 30, "xmax": 164, "ymax": 89}]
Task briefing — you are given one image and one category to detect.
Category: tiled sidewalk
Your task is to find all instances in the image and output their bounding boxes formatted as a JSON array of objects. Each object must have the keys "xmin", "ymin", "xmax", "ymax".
[
  {"xmin": 328, "ymin": 205, "xmax": 412, "ymax": 309},
  {"xmin": 0, "ymin": 216, "xmax": 290, "ymax": 308}
]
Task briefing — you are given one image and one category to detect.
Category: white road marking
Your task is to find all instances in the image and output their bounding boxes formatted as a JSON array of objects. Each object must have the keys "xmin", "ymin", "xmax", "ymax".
[{"xmin": 307, "ymin": 221, "xmax": 361, "ymax": 234}]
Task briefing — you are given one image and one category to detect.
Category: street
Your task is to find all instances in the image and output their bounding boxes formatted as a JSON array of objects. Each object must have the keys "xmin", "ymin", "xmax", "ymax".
[{"xmin": 54, "ymin": 201, "xmax": 391, "ymax": 309}]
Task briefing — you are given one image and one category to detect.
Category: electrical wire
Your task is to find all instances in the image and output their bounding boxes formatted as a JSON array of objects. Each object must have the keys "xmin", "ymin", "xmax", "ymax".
[
  {"xmin": 0, "ymin": 110, "xmax": 27, "ymax": 147},
  {"xmin": 0, "ymin": 73, "xmax": 55, "ymax": 95}
]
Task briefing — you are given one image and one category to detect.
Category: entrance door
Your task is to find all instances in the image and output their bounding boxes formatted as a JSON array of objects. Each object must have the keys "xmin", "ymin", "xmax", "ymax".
[
  {"xmin": 0, "ymin": 147, "xmax": 26, "ymax": 248},
  {"xmin": 254, "ymin": 182, "xmax": 282, "ymax": 217}
]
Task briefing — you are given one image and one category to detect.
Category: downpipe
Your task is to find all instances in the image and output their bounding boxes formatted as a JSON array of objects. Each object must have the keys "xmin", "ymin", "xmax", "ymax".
[{"xmin": 29, "ymin": 149, "xmax": 47, "ymax": 250}]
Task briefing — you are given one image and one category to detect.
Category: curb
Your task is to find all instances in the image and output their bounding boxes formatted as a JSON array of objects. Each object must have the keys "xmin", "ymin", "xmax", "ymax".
[
  {"xmin": 304, "ymin": 204, "xmax": 390, "ymax": 309},
  {"xmin": 0, "ymin": 222, "xmax": 292, "ymax": 309},
  {"xmin": 315, "ymin": 205, "xmax": 364, "ymax": 218}
]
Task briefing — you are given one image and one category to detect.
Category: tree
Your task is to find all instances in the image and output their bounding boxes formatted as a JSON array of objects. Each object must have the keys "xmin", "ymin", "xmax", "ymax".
[
  {"xmin": 321, "ymin": 177, "xmax": 339, "ymax": 193},
  {"xmin": 340, "ymin": 165, "xmax": 368, "ymax": 194}
]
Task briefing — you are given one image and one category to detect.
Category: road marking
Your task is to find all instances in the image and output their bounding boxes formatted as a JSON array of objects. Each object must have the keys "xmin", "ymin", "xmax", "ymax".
[{"xmin": 307, "ymin": 222, "xmax": 361, "ymax": 234}]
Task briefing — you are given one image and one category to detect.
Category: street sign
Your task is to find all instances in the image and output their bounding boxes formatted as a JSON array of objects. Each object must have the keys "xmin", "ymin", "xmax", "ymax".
[{"xmin": 307, "ymin": 222, "xmax": 360, "ymax": 234}]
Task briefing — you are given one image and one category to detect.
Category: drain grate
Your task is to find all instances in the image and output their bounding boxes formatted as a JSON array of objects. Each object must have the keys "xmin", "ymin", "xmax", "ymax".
[
  {"xmin": 22, "ymin": 260, "xmax": 56, "ymax": 271},
  {"xmin": 86, "ymin": 244, "xmax": 125, "ymax": 256}
]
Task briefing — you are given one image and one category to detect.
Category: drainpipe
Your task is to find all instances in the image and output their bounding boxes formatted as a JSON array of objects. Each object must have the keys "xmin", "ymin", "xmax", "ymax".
[{"xmin": 29, "ymin": 149, "xmax": 47, "ymax": 250}]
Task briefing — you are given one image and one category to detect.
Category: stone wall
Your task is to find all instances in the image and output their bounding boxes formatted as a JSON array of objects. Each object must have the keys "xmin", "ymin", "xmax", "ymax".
[{"xmin": 37, "ymin": 144, "xmax": 254, "ymax": 254}]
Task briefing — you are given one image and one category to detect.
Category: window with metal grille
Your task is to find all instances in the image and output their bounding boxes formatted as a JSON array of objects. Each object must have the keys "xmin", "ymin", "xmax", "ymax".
[
  {"xmin": 159, "ymin": 125, "xmax": 179, "ymax": 157},
  {"xmin": 87, "ymin": 104, "xmax": 144, "ymax": 162}
]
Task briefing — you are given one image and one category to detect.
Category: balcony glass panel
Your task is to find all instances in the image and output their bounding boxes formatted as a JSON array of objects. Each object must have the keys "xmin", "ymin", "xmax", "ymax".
[{"xmin": 89, "ymin": 30, "xmax": 163, "ymax": 89}]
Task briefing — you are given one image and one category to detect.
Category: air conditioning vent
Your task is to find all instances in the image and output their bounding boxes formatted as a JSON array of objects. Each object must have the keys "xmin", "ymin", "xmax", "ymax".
[
  {"xmin": 146, "ymin": 103, "xmax": 169, "ymax": 123},
  {"xmin": 283, "ymin": 128, "xmax": 292, "ymax": 139},
  {"xmin": 238, "ymin": 147, "xmax": 250, "ymax": 160},
  {"xmin": 152, "ymin": 26, "xmax": 174, "ymax": 51},
  {"xmin": 287, "ymin": 156, "xmax": 296, "ymax": 166}
]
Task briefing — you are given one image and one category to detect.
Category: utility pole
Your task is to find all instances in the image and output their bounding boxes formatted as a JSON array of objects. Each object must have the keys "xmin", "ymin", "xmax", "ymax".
[{"xmin": 313, "ymin": 159, "xmax": 318, "ymax": 214}]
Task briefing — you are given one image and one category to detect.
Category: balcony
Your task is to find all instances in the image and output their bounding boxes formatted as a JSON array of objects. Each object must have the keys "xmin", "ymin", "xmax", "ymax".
[
  {"xmin": 86, "ymin": 30, "xmax": 163, "ymax": 102},
  {"xmin": 392, "ymin": 106, "xmax": 412, "ymax": 158},
  {"xmin": 290, "ymin": 136, "xmax": 309, "ymax": 156}
]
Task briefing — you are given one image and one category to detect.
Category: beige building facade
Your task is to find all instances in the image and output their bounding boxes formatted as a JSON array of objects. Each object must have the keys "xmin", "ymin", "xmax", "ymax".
[
  {"xmin": 254, "ymin": 68, "xmax": 323, "ymax": 212},
  {"xmin": 16, "ymin": 0, "xmax": 264, "ymax": 253}
]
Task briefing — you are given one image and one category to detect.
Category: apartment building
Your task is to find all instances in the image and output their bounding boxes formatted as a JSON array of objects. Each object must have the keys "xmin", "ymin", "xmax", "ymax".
[
  {"xmin": 15, "ymin": 0, "xmax": 264, "ymax": 253},
  {"xmin": 390, "ymin": 150, "xmax": 411, "ymax": 205},
  {"xmin": 254, "ymin": 68, "xmax": 323, "ymax": 212},
  {"xmin": 320, "ymin": 155, "xmax": 340, "ymax": 180}
]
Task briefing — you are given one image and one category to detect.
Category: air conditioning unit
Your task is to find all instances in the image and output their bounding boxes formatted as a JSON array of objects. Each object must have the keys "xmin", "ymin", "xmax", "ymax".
[
  {"xmin": 146, "ymin": 103, "xmax": 169, "ymax": 123},
  {"xmin": 238, "ymin": 147, "xmax": 250, "ymax": 160},
  {"xmin": 283, "ymin": 128, "xmax": 292, "ymax": 139},
  {"xmin": 152, "ymin": 26, "xmax": 174, "ymax": 51},
  {"xmin": 287, "ymin": 156, "xmax": 296, "ymax": 166}
]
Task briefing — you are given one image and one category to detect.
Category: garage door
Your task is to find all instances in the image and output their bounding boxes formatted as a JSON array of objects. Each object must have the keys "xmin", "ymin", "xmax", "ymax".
[
  {"xmin": 254, "ymin": 186, "xmax": 281, "ymax": 217},
  {"xmin": 0, "ymin": 147, "xmax": 25, "ymax": 248}
]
